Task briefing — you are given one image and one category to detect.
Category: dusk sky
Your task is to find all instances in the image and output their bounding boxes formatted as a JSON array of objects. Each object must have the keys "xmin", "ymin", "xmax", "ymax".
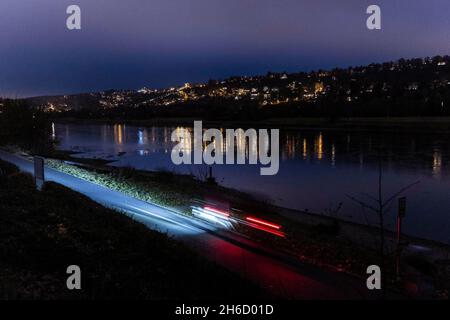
[{"xmin": 1, "ymin": 0, "xmax": 449, "ymax": 97}]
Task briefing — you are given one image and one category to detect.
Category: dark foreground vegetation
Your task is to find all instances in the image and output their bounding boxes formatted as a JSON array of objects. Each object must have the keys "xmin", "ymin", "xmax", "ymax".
[
  {"xmin": 0, "ymin": 160, "xmax": 264, "ymax": 299},
  {"xmin": 0, "ymin": 100, "xmax": 53, "ymax": 154}
]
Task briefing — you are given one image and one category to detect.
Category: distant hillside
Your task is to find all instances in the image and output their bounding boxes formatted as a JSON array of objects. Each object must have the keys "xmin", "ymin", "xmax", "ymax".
[{"xmin": 24, "ymin": 55, "xmax": 450, "ymax": 119}]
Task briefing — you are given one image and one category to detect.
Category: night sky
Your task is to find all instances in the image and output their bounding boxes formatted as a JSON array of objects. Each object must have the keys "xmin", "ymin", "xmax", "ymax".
[{"xmin": 1, "ymin": 0, "xmax": 449, "ymax": 97}]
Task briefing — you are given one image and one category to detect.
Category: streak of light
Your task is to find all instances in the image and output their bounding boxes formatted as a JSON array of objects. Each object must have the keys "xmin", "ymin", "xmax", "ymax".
[
  {"xmin": 204, "ymin": 206, "xmax": 230, "ymax": 217},
  {"xmin": 245, "ymin": 222, "xmax": 286, "ymax": 237},
  {"xmin": 191, "ymin": 206, "xmax": 233, "ymax": 229},
  {"xmin": 246, "ymin": 216, "xmax": 281, "ymax": 230}
]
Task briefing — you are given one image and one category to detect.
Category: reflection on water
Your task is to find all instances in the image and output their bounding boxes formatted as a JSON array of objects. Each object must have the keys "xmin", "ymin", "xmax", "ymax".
[
  {"xmin": 59, "ymin": 122, "xmax": 450, "ymax": 181},
  {"xmin": 278, "ymin": 130, "xmax": 449, "ymax": 180},
  {"xmin": 55, "ymin": 123, "xmax": 450, "ymax": 243},
  {"xmin": 433, "ymin": 149, "xmax": 442, "ymax": 179}
]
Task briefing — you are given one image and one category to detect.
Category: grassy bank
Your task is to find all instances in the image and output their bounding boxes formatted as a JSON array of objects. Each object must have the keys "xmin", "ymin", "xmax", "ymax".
[
  {"xmin": 45, "ymin": 157, "xmax": 233, "ymax": 212},
  {"xmin": 0, "ymin": 159, "xmax": 264, "ymax": 299},
  {"xmin": 42, "ymin": 152, "xmax": 271, "ymax": 216}
]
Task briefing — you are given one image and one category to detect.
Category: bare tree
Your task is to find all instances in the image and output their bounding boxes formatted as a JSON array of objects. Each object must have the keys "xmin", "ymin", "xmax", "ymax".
[
  {"xmin": 347, "ymin": 161, "xmax": 419, "ymax": 295},
  {"xmin": 189, "ymin": 165, "xmax": 209, "ymax": 182}
]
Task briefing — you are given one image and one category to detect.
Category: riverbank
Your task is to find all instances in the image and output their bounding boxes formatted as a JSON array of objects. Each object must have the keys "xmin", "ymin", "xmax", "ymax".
[
  {"xmin": 0, "ymin": 159, "xmax": 265, "ymax": 299},
  {"xmin": 19, "ymin": 148, "xmax": 449, "ymax": 299},
  {"xmin": 54, "ymin": 116, "xmax": 450, "ymax": 133}
]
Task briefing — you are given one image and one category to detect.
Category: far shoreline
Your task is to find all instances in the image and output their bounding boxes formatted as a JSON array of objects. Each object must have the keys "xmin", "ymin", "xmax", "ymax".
[{"xmin": 53, "ymin": 116, "xmax": 450, "ymax": 132}]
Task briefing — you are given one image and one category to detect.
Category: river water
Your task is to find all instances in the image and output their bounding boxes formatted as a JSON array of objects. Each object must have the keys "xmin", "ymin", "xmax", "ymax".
[{"xmin": 54, "ymin": 122, "xmax": 450, "ymax": 244}]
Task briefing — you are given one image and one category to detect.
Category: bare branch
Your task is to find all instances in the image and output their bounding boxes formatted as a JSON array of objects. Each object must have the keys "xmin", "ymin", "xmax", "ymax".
[
  {"xmin": 346, "ymin": 194, "xmax": 379, "ymax": 213},
  {"xmin": 382, "ymin": 181, "xmax": 420, "ymax": 208},
  {"xmin": 361, "ymin": 192, "xmax": 378, "ymax": 203}
]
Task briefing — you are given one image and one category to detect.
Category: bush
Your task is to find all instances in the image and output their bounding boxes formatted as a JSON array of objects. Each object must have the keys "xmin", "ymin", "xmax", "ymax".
[{"xmin": 0, "ymin": 100, "xmax": 54, "ymax": 154}]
